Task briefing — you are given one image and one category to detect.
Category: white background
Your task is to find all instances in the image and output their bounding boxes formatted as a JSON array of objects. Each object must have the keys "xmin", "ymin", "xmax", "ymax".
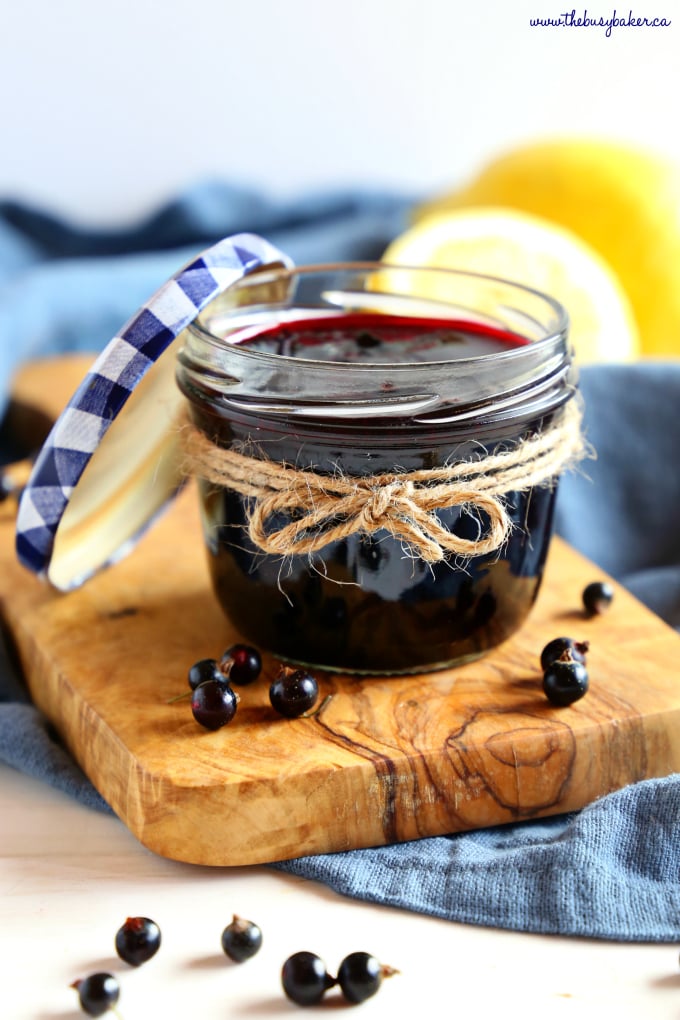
[{"xmin": 1, "ymin": 0, "xmax": 678, "ymax": 224}]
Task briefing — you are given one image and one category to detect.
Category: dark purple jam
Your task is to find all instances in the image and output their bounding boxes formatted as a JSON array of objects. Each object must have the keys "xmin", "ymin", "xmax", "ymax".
[
  {"xmin": 184, "ymin": 313, "xmax": 557, "ymax": 675},
  {"xmin": 232, "ymin": 312, "xmax": 527, "ymax": 362}
]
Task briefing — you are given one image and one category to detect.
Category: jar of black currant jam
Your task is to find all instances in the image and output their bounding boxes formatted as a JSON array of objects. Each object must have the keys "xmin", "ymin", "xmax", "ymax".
[{"xmin": 176, "ymin": 264, "xmax": 578, "ymax": 675}]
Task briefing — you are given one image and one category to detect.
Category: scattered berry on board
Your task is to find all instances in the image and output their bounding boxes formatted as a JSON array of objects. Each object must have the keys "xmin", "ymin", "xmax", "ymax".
[
  {"xmin": 183, "ymin": 645, "xmax": 328, "ymax": 728},
  {"xmin": 220, "ymin": 643, "xmax": 262, "ymax": 685},
  {"xmin": 582, "ymin": 580, "xmax": 614, "ymax": 615},
  {"xmin": 540, "ymin": 636, "xmax": 589, "ymax": 672},
  {"xmin": 188, "ymin": 658, "xmax": 224, "ymax": 690},
  {"xmin": 543, "ymin": 658, "xmax": 589, "ymax": 706},
  {"xmin": 269, "ymin": 667, "xmax": 319, "ymax": 718},
  {"xmin": 191, "ymin": 679, "xmax": 239, "ymax": 730}
]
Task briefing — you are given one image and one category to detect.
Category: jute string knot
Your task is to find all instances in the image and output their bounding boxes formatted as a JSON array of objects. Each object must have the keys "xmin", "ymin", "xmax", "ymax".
[
  {"xmin": 365, "ymin": 479, "xmax": 414, "ymax": 525},
  {"xmin": 179, "ymin": 397, "xmax": 585, "ymax": 564}
]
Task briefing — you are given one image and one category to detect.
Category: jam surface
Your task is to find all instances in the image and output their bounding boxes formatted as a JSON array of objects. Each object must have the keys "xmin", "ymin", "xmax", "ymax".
[
  {"xmin": 233, "ymin": 312, "xmax": 528, "ymax": 362},
  {"xmin": 187, "ymin": 313, "xmax": 556, "ymax": 675}
]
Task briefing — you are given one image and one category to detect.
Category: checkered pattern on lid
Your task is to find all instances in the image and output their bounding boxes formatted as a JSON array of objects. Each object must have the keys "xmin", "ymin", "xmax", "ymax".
[{"xmin": 15, "ymin": 233, "xmax": 292, "ymax": 589}]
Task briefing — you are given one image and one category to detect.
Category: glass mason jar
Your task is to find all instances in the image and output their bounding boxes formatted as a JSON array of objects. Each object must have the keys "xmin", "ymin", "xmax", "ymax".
[{"xmin": 176, "ymin": 264, "xmax": 577, "ymax": 676}]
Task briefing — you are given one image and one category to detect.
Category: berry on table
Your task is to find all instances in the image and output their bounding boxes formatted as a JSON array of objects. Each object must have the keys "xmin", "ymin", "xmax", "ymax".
[
  {"xmin": 337, "ymin": 951, "xmax": 399, "ymax": 1003},
  {"xmin": 582, "ymin": 580, "xmax": 614, "ymax": 616},
  {"xmin": 188, "ymin": 658, "xmax": 224, "ymax": 690},
  {"xmin": 221, "ymin": 914, "xmax": 263, "ymax": 962},
  {"xmin": 543, "ymin": 658, "xmax": 589, "ymax": 706},
  {"xmin": 540, "ymin": 636, "xmax": 589, "ymax": 672},
  {"xmin": 166, "ymin": 658, "xmax": 225, "ymax": 704},
  {"xmin": 115, "ymin": 915, "xmax": 161, "ymax": 966},
  {"xmin": 269, "ymin": 667, "xmax": 319, "ymax": 718},
  {"xmin": 220, "ymin": 643, "xmax": 262, "ymax": 686},
  {"xmin": 281, "ymin": 950, "xmax": 337, "ymax": 1005},
  {"xmin": 191, "ymin": 680, "xmax": 239, "ymax": 730},
  {"xmin": 70, "ymin": 973, "xmax": 120, "ymax": 1016}
]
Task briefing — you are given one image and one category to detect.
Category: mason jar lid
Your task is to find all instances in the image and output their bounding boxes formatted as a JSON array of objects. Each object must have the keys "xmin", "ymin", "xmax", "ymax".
[{"xmin": 15, "ymin": 234, "xmax": 293, "ymax": 591}]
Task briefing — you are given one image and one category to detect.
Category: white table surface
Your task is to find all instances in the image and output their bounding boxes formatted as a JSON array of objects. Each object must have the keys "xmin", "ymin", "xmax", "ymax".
[{"xmin": 1, "ymin": 761, "xmax": 678, "ymax": 1020}]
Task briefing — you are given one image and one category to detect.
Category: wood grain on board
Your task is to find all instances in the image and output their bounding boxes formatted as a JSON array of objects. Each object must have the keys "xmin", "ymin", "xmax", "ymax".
[{"xmin": 2, "ymin": 356, "xmax": 679, "ymax": 866}]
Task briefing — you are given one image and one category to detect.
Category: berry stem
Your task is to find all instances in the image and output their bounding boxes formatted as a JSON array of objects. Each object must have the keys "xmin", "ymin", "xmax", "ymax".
[
  {"xmin": 165, "ymin": 690, "xmax": 192, "ymax": 704},
  {"xmin": 301, "ymin": 694, "xmax": 333, "ymax": 719}
]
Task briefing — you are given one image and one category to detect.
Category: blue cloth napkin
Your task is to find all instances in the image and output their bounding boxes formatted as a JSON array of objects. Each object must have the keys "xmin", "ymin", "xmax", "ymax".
[{"xmin": 1, "ymin": 184, "xmax": 678, "ymax": 943}]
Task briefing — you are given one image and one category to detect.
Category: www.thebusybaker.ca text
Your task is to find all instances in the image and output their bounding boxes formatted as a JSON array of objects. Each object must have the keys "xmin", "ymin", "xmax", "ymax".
[{"xmin": 530, "ymin": 9, "xmax": 671, "ymax": 36}]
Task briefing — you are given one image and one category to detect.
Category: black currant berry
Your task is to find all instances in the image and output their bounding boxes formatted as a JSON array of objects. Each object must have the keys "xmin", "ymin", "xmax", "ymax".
[
  {"xmin": 543, "ymin": 659, "xmax": 589, "ymax": 706},
  {"xmin": 281, "ymin": 951, "xmax": 336, "ymax": 1006},
  {"xmin": 191, "ymin": 680, "xmax": 239, "ymax": 730},
  {"xmin": 115, "ymin": 915, "xmax": 161, "ymax": 966},
  {"xmin": 583, "ymin": 580, "xmax": 614, "ymax": 616},
  {"xmin": 221, "ymin": 914, "xmax": 263, "ymax": 962},
  {"xmin": 71, "ymin": 973, "xmax": 120, "ymax": 1017},
  {"xmin": 269, "ymin": 668, "xmax": 319, "ymax": 718},
  {"xmin": 188, "ymin": 658, "xmax": 224, "ymax": 690},
  {"xmin": 221, "ymin": 643, "xmax": 262, "ymax": 686},
  {"xmin": 337, "ymin": 951, "xmax": 398, "ymax": 1004},
  {"xmin": 540, "ymin": 637, "xmax": 589, "ymax": 672}
]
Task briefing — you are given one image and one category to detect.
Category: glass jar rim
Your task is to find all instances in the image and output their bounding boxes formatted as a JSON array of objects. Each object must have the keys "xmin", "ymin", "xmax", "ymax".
[
  {"xmin": 179, "ymin": 261, "xmax": 574, "ymax": 431},
  {"xmin": 188, "ymin": 261, "xmax": 569, "ymax": 367}
]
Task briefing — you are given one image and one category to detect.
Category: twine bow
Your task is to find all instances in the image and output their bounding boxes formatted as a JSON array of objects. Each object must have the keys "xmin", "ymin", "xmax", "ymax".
[
  {"xmin": 180, "ymin": 398, "xmax": 584, "ymax": 563},
  {"xmin": 246, "ymin": 473, "xmax": 510, "ymax": 562}
]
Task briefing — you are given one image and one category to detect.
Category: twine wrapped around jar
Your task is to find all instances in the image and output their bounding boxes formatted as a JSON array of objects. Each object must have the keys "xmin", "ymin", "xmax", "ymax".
[{"xmin": 179, "ymin": 399, "xmax": 585, "ymax": 564}]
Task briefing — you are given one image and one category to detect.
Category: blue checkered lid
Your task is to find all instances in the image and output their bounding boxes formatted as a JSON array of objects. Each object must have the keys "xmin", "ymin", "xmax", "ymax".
[{"xmin": 15, "ymin": 233, "xmax": 292, "ymax": 591}]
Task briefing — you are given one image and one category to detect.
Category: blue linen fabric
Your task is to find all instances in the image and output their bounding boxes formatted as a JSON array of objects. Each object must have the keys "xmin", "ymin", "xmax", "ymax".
[{"xmin": 0, "ymin": 184, "xmax": 678, "ymax": 942}]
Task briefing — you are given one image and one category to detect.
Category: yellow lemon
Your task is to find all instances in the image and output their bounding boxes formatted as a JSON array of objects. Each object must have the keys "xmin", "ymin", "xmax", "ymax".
[
  {"xmin": 382, "ymin": 207, "xmax": 639, "ymax": 364},
  {"xmin": 415, "ymin": 139, "xmax": 680, "ymax": 358}
]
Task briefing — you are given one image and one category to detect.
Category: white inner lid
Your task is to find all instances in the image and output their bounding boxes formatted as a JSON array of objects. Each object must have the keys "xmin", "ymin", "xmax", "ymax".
[{"xmin": 48, "ymin": 337, "xmax": 185, "ymax": 590}]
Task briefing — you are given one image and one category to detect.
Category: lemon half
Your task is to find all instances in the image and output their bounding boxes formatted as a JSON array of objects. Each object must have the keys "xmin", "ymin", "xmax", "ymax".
[
  {"xmin": 382, "ymin": 207, "xmax": 639, "ymax": 364},
  {"xmin": 415, "ymin": 139, "xmax": 680, "ymax": 358}
]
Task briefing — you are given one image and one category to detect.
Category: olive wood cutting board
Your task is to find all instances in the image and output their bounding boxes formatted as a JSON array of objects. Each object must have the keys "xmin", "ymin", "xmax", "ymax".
[{"xmin": 2, "ymin": 355, "xmax": 680, "ymax": 866}]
